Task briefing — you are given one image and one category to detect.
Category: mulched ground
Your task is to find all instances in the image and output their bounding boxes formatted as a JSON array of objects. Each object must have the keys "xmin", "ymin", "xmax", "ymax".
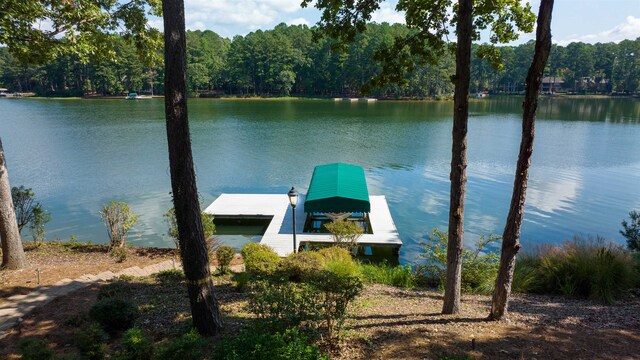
[
  {"xmin": 0, "ymin": 242, "xmax": 176, "ymax": 303},
  {"xmin": 1, "ymin": 275, "xmax": 638, "ymax": 359}
]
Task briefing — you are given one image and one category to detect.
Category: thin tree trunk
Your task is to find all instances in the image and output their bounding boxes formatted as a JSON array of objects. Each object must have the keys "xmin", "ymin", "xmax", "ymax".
[
  {"xmin": 162, "ymin": 0, "xmax": 223, "ymax": 335},
  {"xmin": 0, "ymin": 138, "xmax": 28, "ymax": 270},
  {"xmin": 442, "ymin": 0, "xmax": 473, "ymax": 315},
  {"xmin": 489, "ymin": 0, "xmax": 554, "ymax": 321}
]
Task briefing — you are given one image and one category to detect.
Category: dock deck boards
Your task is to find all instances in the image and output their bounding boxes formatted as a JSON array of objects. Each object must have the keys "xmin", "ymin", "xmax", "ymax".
[{"xmin": 204, "ymin": 193, "xmax": 402, "ymax": 256}]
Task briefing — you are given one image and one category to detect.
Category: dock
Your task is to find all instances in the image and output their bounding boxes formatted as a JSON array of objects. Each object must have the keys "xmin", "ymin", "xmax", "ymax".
[
  {"xmin": 333, "ymin": 98, "xmax": 378, "ymax": 103},
  {"xmin": 204, "ymin": 193, "xmax": 402, "ymax": 257}
]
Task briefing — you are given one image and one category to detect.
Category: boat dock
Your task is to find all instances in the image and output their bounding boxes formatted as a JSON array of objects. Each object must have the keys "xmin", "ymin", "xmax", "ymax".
[
  {"xmin": 333, "ymin": 98, "xmax": 378, "ymax": 103},
  {"xmin": 204, "ymin": 193, "xmax": 402, "ymax": 256}
]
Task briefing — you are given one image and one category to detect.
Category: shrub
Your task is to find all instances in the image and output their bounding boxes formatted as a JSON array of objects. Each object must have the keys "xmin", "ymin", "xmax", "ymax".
[
  {"xmin": 513, "ymin": 236, "xmax": 636, "ymax": 303},
  {"xmin": 216, "ymin": 246, "xmax": 236, "ymax": 274},
  {"xmin": 309, "ymin": 269, "xmax": 363, "ymax": 338},
  {"xmin": 97, "ymin": 281, "xmax": 132, "ymax": 300},
  {"xmin": 18, "ymin": 337, "xmax": 54, "ymax": 360},
  {"xmin": 164, "ymin": 208, "xmax": 218, "ymax": 253},
  {"xmin": 75, "ymin": 324, "xmax": 108, "ymax": 360},
  {"xmin": 90, "ymin": 298, "xmax": 139, "ymax": 333},
  {"xmin": 417, "ymin": 229, "xmax": 500, "ymax": 294},
  {"xmin": 359, "ymin": 262, "xmax": 416, "ymax": 288},
  {"xmin": 155, "ymin": 329, "xmax": 205, "ymax": 360},
  {"xmin": 214, "ymin": 328, "xmax": 328, "ymax": 360},
  {"xmin": 318, "ymin": 246, "xmax": 360, "ymax": 278},
  {"xmin": 11, "ymin": 185, "xmax": 37, "ymax": 233},
  {"xmin": 30, "ymin": 205, "xmax": 51, "ymax": 246},
  {"xmin": 233, "ymin": 271, "xmax": 252, "ymax": 290},
  {"xmin": 248, "ymin": 280, "xmax": 320, "ymax": 330},
  {"xmin": 154, "ymin": 269, "xmax": 185, "ymax": 283},
  {"xmin": 116, "ymin": 328, "xmax": 153, "ymax": 360},
  {"xmin": 100, "ymin": 201, "xmax": 138, "ymax": 251},
  {"xmin": 109, "ymin": 246, "xmax": 128, "ymax": 263},
  {"xmin": 621, "ymin": 210, "xmax": 640, "ymax": 251},
  {"xmin": 242, "ymin": 243, "xmax": 281, "ymax": 277},
  {"xmin": 324, "ymin": 220, "xmax": 363, "ymax": 250},
  {"xmin": 279, "ymin": 251, "xmax": 324, "ymax": 281}
]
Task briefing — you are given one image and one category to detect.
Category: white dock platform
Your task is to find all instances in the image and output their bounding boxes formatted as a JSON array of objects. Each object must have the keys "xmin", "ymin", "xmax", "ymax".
[{"xmin": 204, "ymin": 194, "xmax": 402, "ymax": 256}]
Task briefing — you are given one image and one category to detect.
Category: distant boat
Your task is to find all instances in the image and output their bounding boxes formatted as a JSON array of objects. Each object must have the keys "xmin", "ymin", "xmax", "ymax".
[
  {"xmin": 475, "ymin": 91, "xmax": 489, "ymax": 98},
  {"xmin": 0, "ymin": 88, "xmax": 8, "ymax": 97},
  {"xmin": 125, "ymin": 92, "xmax": 151, "ymax": 100}
]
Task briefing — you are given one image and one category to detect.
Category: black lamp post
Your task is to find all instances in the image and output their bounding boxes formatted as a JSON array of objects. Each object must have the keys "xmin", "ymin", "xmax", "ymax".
[{"xmin": 288, "ymin": 186, "xmax": 299, "ymax": 253}]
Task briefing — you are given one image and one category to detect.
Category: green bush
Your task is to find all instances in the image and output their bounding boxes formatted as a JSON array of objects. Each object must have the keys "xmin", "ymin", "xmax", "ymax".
[
  {"xmin": 417, "ymin": 229, "xmax": 500, "ymax": 294},
  {"xmin": 242, "ymin": 243, "xmax": 281, "ymax": 277},
  {"xmin": 109, "ymin": 247, "xmax": 128, "ymax": 263},
  {"xmin": 309, "ymin": 269, "xmax": 363, "ymax": 338},
  {"xmin": 247, "ymin": 280, "xmax": 320, "ymax": 330},
  {"xmin": 216, "ymin": 246, "xmax": 236, "ymax": 274},
  {"xmin": 155, "ymin": 329, "xmax": 205, "ymax": 360},
  {"xmin": 318, "ymin": 246, "xmax": 360, "ymax": 278},
  {"xmin": 233, "ymin": 271, "xmax": 252, "ymax": 290},
  {"xmin": 513, "ymin": 236, "xmax": 636, "ymax": 303},
  {"xmin": 154, "ymin": 269, "xmax": 185, "ymax": 283},
  {"xmin": 116, "ymin": 328, "xmax": 153, "ymax": 360},
  {"xmin": 358, "ymin": 262, "xmax": 416, "ymax": 288},
  {"xmin": 323, "ymin": 220, "xmax": 363, "ymax": 250},
  {"xmin": 18, "ymin": 337, "xmax": 54, "ymax": 360},
  {"xmin": 620, "ymin": 210, "xmax": 640, "ymax": 251},
  {"xmin": 75, "ymin": 324, "xmax": 108, "ymax": 360},
  {"xmin": 279, "ymin": 251, "xmax": 324, "ymax": 281},
  {"xmin": 90, "ymin": 298, "xmax": 139, "ymax": 333},
  {"xmin": 213, "ymin": 328, "xmax": 328, "ymax": 360},
  {"xmin": 97, "ymin": 281, "xmax": 132, "ymax": 301}
]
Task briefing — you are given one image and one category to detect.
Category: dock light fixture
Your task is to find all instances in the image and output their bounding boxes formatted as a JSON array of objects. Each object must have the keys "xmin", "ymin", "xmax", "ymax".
[{"xmin": 288, "ymin": 186, "xmax": 299, "ymax": 253}]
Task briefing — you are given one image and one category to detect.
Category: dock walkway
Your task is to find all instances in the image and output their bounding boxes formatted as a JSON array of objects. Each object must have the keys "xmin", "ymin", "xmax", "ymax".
[{"xmin": 204, "ymin": 194, "xmax": 402, "ymax": 256}]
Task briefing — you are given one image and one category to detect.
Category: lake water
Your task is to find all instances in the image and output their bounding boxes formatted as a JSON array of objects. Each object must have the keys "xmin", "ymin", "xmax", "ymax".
[{"xmin": 1, "ymin": 97, "xmax": 639, "ymax": 264}]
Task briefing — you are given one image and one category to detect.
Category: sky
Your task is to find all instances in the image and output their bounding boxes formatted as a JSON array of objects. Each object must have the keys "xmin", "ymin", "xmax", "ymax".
[{"xmin": 151, "ymin": 0, "xmax": 640, "ymax": 45}]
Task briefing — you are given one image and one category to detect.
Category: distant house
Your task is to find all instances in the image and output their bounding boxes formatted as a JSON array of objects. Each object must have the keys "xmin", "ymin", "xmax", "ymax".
[{"xmin": 541, "ymin": 77, "xmax": 564, "ymax": 93}]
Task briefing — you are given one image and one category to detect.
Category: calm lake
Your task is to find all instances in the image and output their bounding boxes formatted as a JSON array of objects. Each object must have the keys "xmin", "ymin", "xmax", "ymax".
[{"xmin": 1, "ymin": 97, "xmax": 639, "ymax": 264}]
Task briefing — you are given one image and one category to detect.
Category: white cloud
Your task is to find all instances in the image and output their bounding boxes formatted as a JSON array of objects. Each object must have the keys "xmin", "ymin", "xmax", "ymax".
[
  {"xmin": 557, "ymin": 16, "xmax": 640, "ymax": 45},
  {"xmin": 371, "ymin": 3, "xmax": 405, "ymax": 24},
  {"xmin": 182, "ymin": 0, "xmax": 305, "ymax": 36},
  {"xmin": 287, "ymin": 17, "xmax": 309, "ymax": 26}
]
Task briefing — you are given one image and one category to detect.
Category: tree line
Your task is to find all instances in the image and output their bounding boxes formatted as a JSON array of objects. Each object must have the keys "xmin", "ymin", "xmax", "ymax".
[{"xmin": 1, "ymin": 23, "xmax": 638, "ymax": 98}]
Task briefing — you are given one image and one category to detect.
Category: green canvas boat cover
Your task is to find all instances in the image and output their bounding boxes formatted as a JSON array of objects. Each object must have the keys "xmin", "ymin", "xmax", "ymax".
[{"xmin": 304, "ymin": 163, "xmax": 370, "ymax": 213}]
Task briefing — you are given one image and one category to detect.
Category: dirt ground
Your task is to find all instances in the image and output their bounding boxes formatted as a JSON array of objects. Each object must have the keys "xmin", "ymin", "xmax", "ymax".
[
  {"xmin": 0, "ymin": 241, "xmax": 176, "ymax": 303},
  {"xmin": 1, "ymin": 275, "xmax": 638, "ymax": 359}
]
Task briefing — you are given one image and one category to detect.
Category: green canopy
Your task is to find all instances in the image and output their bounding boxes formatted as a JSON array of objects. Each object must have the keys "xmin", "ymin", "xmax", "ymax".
[{"xmin": 304, "ymin": 163, "xmax": 370, "ymax": 213}]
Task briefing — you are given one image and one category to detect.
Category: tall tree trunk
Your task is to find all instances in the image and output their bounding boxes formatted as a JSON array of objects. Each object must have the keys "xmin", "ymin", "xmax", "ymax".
[
  {"xmin": 442, "ymin": 0, "xmax": 473, "ymax": 315},
  {"xmin": 0, "ymin": 138, "xmax": 28, "ymax": 270},
  {"xmin": 489, "ymin": 0, "xmax": 554, "ymax": 321},
  {"xmin": 162, "ymin": 0, "xmax": 223, "ymax": 335}
]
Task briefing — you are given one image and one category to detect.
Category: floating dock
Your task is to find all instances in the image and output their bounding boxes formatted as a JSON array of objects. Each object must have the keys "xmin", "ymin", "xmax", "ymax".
[
  {"xmin": 204, "ymin": 193, "xmax": 402, "ymax": 257},
  {"xmin": 333, "ymin": 98, "xmax": 378, "ymax": 102}
]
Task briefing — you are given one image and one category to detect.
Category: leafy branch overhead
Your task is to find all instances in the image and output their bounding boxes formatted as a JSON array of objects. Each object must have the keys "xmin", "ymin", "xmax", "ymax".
[
  {"xmin": 0, "ymin": 0, "xmax": 163, "ymax": 65},
  {"xmin": 302, "ymin": 0, "xmax": 535, "ymax": 92}
]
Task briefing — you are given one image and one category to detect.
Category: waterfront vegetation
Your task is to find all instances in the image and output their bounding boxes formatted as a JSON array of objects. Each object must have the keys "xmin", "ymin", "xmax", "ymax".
[
  {"xmin": 1, "ymin": 24, "xmax": 639, "ymax": 98},
  {"xmin": 3, "ymin": 238, "xmax": 639, "ymax": 359}
]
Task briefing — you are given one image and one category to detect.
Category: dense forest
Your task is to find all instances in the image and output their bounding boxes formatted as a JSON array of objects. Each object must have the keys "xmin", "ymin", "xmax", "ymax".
[{"xmin": 1, "ymin": 23, "xmax": 639, "ymax": 98}]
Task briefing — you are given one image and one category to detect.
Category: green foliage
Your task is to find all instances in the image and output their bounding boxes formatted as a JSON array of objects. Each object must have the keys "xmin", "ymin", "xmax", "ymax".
[
  {"xmin": 164, "ymin": 208, "xmax": 217, "ymax": 252},
  {"xmin": 30, "ymin": 205, "xmax": 51, "ymax": 245},
  {"xmin": 116, "ymin": 328, "xmax": 154, "ymax": 360},
  {"xmin": 512, "ymin": 236, "xmax": 637, "ymax": 304},
  {"xmin": 75, "ymin": 324, "xmax": 108, "ymax": 360},
  {"xmin": 417, "ymin": 229, "xmax": 500, "ymax": 294},
  {"xmin": 154, "ymin": 269, "xmax": 185, "ymax": 283},
  {"xmin": 97, "ymin": 281, "xmax": 132, "ymax": 301},
  {"xmin": 109, "ymin": 246, "xmax": 129, "ymax": 263},
  {"xmin": 242, "ymin": 243, "xmax": 281, "ymax": 277},
  {"xmin": 100, "ymin": 201, "xmax": 138, "ymax": 251},
  {"xmin": 216, "ymin": 246, "xmax": 236, "ymax": 274},
  {"xmin": 248, "ymin": 280, "xmax": 320, "ymax": 331},
  {"xmin": 89, "ymin": 298, "xmax": 139, "ymax": 333},
  {"xmin": 18, "ymin": 337, "xmax": 54, "ymax": 360},
  {"xmin": 309, "ymin": 269, "xmax": 363, "ymax": 339},
  {"xmin": 11, "ymin": 185, "xmax": 37, "ymax": 233},
  {"xmin": 323, "ymin": 220, "xmax": 363, "ymax": 250},
  {"xmin": 358, "ymin": 262, "xmax": 416, "ymax": 288},
  {"xmin": 621, "ymin": 210, "xmax": 640, "ymax": 251},
  {"xmin": 155, "ymin": 329, "xmax": 206, "ymax": 360},
  {"xmin": 279, "ymin": 251, "xmax": 325, "ymax": 281},
  {"xmin": 214, "ymin": 328, "xmax": 328, "ymax": 360}
]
